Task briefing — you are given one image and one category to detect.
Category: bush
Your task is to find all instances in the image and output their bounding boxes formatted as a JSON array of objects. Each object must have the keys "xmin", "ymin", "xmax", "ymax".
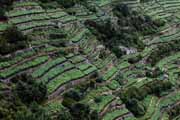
[
  {"xmin": 112, "ymin": 47, "xmax": 126, "ymax": 58},
  {"xmin": 0, "ymin": 81, "xmax": 49, "ymax": 120},
  {"xmin": 15, "ymin": 102, "xmax": 51, "ymax": 120},
  {"xmin": 0, "ymin": 0, "xmax": 13, "ymax": 18},
  {"xmin": 70, "ymin": 103, "xmax": 99, "ymax": 120},
  {"xmin": 39, "ymin": 0, "xmax": 87, "ymax": 8},
  {"xmin": 14, "ymin": 74, "xmax": 47, "ymax": 104},
  {"xmin": 96, "ymin": 76, "xmax": 104, "ymax": 83},
  {"xmin": 0, "ymin": 0, "xmax": 14, "ymax": 6},
  {"xmin": 114, "ymin": 3, "xmax": 165, "ymax": 36},
  {"xmin": 0, "ymin": 91, "xmax": 25, "ymax": 120},
  {"xmin": 126, "ymin": 98, "xmax": 146, "ymax": 117},
  {"xmin": 57, "ymin": 109, "xmax": 73, "ymax": 120},
  {"xmin": 3, "ymin": 26, "xmax": 27, "ymax": 43},
  {"xmin": 145, "ymin": 67, "xmax": 162, "ymax": 78},
  {"xmin": 147, "ymin": 40, "xmax": 180, "ymax": 65},
  {"xmin": 62, "ymin": 97, "xmax": 77, "ymax": 108},
  {"xmin": 63, "ymin": 90, "xmax": 82, "ymax": 101},
  {"xmin": 56, "ymin": 0, "xmax": 76, "ymax": 8},
  {"xmin": 94, "ymin": 97, "xmax": 101, "ymax": 103},
  {"xmin": 120, "ymin": 80, "xmax": 172, "ymax": 116},
  {"xmin": 128, "ymin": 55, "xmax": 142, "ymax": 64},
  {"xmin": 85, "ymin": 12, "xmax": 145, "ymax": 58},
  {"xmin": 0, "ymin": 8, "xmax": 7, "ymax": 20},
  {"xmin": 0, "ymin": 26, "xmax": 28, "ymax": 55}
]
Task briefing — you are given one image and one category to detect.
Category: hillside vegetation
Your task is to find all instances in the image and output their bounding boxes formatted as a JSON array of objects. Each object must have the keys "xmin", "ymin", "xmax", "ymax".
[{"xmin": 0, "ymin": 0, "xmax": 180, "ymax": 120}]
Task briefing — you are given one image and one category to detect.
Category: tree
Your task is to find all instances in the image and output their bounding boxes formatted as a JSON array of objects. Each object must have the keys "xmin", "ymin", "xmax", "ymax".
[
  {"xmin": 0, "ymin": 80, "xmax": 49, "ymax": 120},
  {"xmin": 70, "ymin": 103, "xmax": 92, "ymax": 120},
  {"xmin": 126, "ymin": 98, "xmax": 146, "ymax": 117},
  {"xmin": 0, "ymin": 91, "xmax": 25, "ymax": 120},
  {"xmin": 114, "ymin": 4, "xmax": 130, "ymax": 17},
  {"xmin": 0, "ymin": 26, "xmax": 28, "ymax": 55},
  {"xmin": 3, "ymin": 26, "xmax": 27, "ymax": 43},
  {"xmin": 90, "ymin": 110, "xmax": 99, "ymax": 120},
  {"xmin": 0, "ymin": 7, "xmax": 7, "ymax": 20},
  {"xmin": 112, "ymin": 47, "xmax": 125, "ymax": 58},
  {"xmin": 0, "ymin": 0, "xmax": 14, "ymax": 6},
  {"xmin": 62, "ymin": 97, "xmax": 76, "ymax": 109},
  {"xmin": 57, "ymin": 109, "xmax": 73, "ymax": 120},
  {"xmin": 56, "ymin": 0, "xmax": 76, "ymax": 8},
  {"xmin": 14, "ymin": 74, "xmax": 47, "ymax": 104},
  {"xmin": 63, "ymin": 90, "xmax": 82, "ymax": 101},
  {"xmin": 15, "ymin": 102, "xmax": 50, "ymax": 120}
]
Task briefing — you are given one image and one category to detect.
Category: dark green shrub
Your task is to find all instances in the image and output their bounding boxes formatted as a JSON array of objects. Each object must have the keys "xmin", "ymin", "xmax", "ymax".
[
  {"xmin": 14, "ymin": 74, "xmax": 47, "ymax": 104},
  {"xmin": 0, "ymin": 26, "xmax": 28, "ymax": 55},
  {"xmin": 63, "ymin": 90, "xmax": 82, "ymax": 101},
  {"xmin": 126, "ymin": 98, "xmax": 146, "ymax": 117},
  {"xmin": 120, "ymin": 80, "xmax": 172, "ymax": 116},
  {"xmin": 57, "ymin": 109, "xmax": 73, "ymax": 120},
  {"xmin": 15, "ymin": 102, "xmax": 50, "ymax": 120},
  {"xmin": 62, "ymin": 97, "xmax": 77, "ymax": 108},
  {"xmin": 56, "ymin": 0, "xmax": 76, "ymax": 8},
  {"xmin": 70, "ymin": 103, "xmax": 98, "ymax": 120},
  {"xmin": 94, "ymin": 97, "xmax": 101, "ymax": 103}
]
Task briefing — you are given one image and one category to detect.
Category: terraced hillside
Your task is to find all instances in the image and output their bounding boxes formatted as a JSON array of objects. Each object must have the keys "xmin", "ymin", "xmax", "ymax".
[{"xmin": 0, "ymin": 0, "xmax": 180, "ymax": 120}]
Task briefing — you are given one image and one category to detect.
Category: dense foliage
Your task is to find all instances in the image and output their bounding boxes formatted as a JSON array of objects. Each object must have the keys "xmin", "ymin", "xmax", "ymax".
[
  {"xmin": 85, "ymin": 17, "xmax": 145, "ymax": 57},
  {"xmin": 0, "ymin": 0, "xmax": 14, "ymax": 20},
  {"xmin": 147, "ymin": 39, "xmax": 180, "ymax": 65},
  {"xmin": 0, "ymin": 8, "xmax": 7, "ymax": 20},
  {"xmin": 0, "ymin": 74, "xmax": 49, "ymax": 120},
  {"xmin": 0, "ymin": 0, "xmax": 13, "ymax": 7},
  {"xmin": 0, "ymin": 0, "xmax": 179, "ymax": 119},
  {"xmin": 12, "ymin": 74, "xmax": 47, "ymax": 104},
  {"xmin": 61, "ymin": 88, "xmax": 99, "ymax": 120},
  {"xmin": 114, "ymin": 4, "xmax": 165, "ymax": 35},
  {"xmin": 0, "ymin": 26, "xmax": 28, "ymax": 55},
  {"xmin": 39, "ymin": 0, "xmax": 87, "ymax": 8},
  {"xmin": 120, "ymin": 80, "xmax": 172, "ymax": 116},
  {"xmin": 85, "ymin": 4, "xmax": 165, "ymax": 58}
]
